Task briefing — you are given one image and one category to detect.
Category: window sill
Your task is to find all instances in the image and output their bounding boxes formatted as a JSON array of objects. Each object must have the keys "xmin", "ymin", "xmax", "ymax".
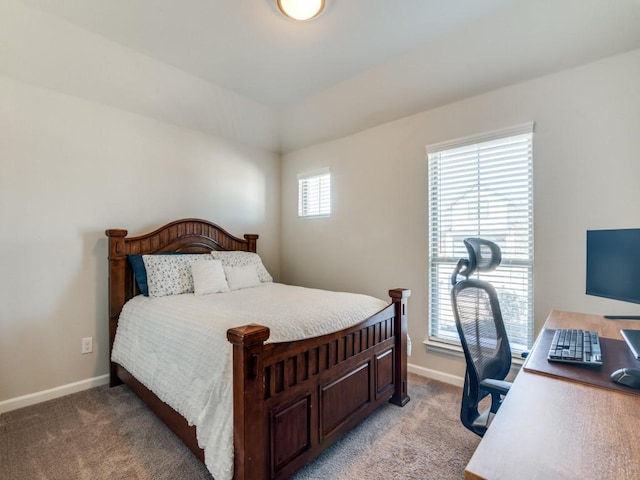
[
  {"xmin": 424, "ymin": 338, "xmax": 465, "ymax": 359},
  {"xmin": 423, "ymin": 338, "xmax": 526, "ymax": 367}
]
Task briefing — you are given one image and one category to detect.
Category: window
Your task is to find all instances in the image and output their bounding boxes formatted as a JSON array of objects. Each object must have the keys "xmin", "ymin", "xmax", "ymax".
[
  {"xmin": 298, "ymin": 168, "xmax": 331, "ymax": 218},
  {"xmin": 427, "ymin": 123, "xmax": 534, "ymax": 353}
]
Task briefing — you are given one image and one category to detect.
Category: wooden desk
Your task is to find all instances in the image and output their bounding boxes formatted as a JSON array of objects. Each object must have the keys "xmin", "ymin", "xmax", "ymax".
[{"xmin": 465, "ymin": 310, "xmax": 640, "ymax": 479}]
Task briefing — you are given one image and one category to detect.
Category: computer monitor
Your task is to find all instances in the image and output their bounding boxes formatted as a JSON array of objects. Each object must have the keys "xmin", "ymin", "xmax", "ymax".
[{"xmin": 586, "ymin": 228, "xmax": 640, "ymax": 305}]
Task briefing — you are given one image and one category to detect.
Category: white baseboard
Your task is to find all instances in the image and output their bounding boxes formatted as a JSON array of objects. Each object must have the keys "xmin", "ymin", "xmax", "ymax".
[
  {"xmin": 0, "ymin": 366, "xmax": 470, "ymax": 414},
  {"xmin": 0, "ymin": 374, "xmax": 110, "ymax": 414},
  {"xmin": 408, "ymin": 362, "xmax": 465, "ymax": 387}
]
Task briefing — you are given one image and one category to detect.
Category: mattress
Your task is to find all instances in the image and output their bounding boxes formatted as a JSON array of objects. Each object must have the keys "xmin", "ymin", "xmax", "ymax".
[{"xmin": 111, "ymin": 283, "xmax": 388, "ymax": 480}]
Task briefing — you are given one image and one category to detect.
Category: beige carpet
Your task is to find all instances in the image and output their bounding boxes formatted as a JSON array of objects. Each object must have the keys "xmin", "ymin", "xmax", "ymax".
[{"xmin": 0, "ymin": 374, "xmax": 479, "ymax": 479}]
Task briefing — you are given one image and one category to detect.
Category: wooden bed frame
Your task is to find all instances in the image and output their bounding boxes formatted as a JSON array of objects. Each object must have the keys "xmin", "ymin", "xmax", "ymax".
[{"xmin": 106, "ymin": 218, "xmax": 410, "ymax": 480}]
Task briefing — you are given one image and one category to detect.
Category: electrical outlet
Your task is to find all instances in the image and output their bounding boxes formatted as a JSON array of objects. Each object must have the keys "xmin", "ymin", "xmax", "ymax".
[{"xmin": 82, "ymin": 337, "xmax": 93, "ymax": 354}]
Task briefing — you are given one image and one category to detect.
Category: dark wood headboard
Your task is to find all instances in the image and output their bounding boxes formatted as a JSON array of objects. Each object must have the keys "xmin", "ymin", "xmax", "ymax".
[{"xmin": 105, "ymin": 218, "xmax": 258, "ymax": 385}]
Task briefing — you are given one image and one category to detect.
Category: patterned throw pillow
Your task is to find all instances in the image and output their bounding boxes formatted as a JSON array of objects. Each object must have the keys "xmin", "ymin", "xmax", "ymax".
[
  {"xmin": 128, "ymin": 252, "xmax": 184, "ymax": 296},
  {"xmin": 143, "ymin": 254, "xmax": 210, "ymax": 297},
  {"xmin": 210, "ymin": 251, "xmax": 273, "ymax": 283}
]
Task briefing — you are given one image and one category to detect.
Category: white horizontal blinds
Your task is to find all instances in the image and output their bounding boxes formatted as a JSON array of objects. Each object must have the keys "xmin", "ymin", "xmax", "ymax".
[
  {"xmin": 298, "ymin": 168, "xmax": 331, "ymax": 217},
  {"xmin": 428, "ymin": 126, "xmax": 534, "ymax": 352}
]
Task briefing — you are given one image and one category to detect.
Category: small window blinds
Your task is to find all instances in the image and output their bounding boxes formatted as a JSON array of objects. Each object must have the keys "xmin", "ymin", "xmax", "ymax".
[{"xmin": 298, "ymin": 168, "xmax": 331, "ymax": 218}]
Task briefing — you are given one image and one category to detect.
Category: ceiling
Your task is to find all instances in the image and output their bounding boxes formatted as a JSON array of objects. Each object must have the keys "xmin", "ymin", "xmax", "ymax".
[
  {"xmin": 12, "ymin": 0, "xmax": 640, "ymax": 152},
  {"xmin": 20, "ymin": 0, "xmax": 640, "ymax": 109}
]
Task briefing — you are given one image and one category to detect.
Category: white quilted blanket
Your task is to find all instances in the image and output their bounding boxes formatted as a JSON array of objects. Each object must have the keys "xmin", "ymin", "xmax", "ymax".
[{"xmin": 111, "ymin": 283, "xmax": 388, "ymax": 480}]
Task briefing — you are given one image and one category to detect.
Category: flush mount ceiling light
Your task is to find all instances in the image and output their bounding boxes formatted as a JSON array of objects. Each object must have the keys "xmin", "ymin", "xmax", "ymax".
[{"xmin": 277, "ymin": 0, "xmax": 325, "ymax": 21}]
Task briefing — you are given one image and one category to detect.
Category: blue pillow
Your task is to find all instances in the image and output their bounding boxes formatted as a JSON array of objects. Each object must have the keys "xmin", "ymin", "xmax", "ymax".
[
  {"xmin": 127, "ymin": 252, "xmax": 185, "ymax": 296},
  {"xmin": 127, "ymin": 255, "xmax": 150, "ymax": 296}
]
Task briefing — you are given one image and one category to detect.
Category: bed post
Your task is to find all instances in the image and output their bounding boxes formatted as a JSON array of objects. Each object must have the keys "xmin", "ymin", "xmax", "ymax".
[
  {"xmin": 227, "ymin": 324, "xmax": 271, "ymax": 480},
  {"xmin": 389, "ymin": 288, "xmax": 411, "ymax": 406},
  {"xmin": 244, "ymin": 234, "xmax": 258, "ymax": 253},
  {"xmin": 106, "ymin": 229, "xmax": 128, "ymax": 387}
]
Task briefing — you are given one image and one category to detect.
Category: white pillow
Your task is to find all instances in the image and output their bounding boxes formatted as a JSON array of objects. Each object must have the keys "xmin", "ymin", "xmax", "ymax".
[
  {"xmin": 191, "ymin": 260, "xmax": 229, "ymax": 295},
  {"xmin": 224, "ymin": 264, "xmax": 262, "ymax": 291},
  {"xmin": 210, "ymin": 251, "xmax": 273, "ymax": 283},
  {"xmin": 143, "ymin": 254, "xmax": 209, "ymax": 297}
]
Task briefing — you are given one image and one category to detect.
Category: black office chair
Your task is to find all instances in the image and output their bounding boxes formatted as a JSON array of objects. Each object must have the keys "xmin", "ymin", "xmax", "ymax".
[{"xmin": 450, "ymin": 238, "xmax": 512, "ymax": 437}]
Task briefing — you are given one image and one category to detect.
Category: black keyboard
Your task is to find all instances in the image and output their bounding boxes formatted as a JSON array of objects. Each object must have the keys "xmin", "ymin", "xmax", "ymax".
[{"xmin": 547, "ymin": 328, "xmax": 603, "ymax": 366}]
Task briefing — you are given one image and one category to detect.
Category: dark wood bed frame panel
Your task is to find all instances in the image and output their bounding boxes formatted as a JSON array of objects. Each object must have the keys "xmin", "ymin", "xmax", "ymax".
[{"xmin": 106, "ymin": 218, "xmax": 410, "ymax": 480}]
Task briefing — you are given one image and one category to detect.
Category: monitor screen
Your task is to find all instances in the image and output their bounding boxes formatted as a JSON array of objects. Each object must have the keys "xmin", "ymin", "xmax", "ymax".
[{"xmin": 586, "ymin": 228, "xmax": 640, "ymax": 304}]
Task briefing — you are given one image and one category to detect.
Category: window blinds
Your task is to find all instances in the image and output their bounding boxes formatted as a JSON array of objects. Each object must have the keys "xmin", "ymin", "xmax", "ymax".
[
  {"xmin": 427, "ymin": 125, "xmax": 534, "ymax": 352},
  {"xmin": 298, "ymin": 168, "xmax": 331, "ymax": 218}
]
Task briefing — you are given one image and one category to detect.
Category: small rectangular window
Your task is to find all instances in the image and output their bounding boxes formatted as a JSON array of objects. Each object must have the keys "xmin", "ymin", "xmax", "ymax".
[{"xmin": 298, "ymin": 168, "xmax": 331, "ymax": 218}]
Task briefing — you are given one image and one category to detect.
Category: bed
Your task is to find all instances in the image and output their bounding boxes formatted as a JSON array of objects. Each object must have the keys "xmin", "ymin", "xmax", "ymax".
[{"xmin": 106, "ymin": 218, "xmax": 410, "ymax": 480}]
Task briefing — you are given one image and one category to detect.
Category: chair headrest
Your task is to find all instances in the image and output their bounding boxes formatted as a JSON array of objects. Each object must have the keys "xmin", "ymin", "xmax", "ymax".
[
  {"xmin": 450, "ymin": 238, "xmax": 502, "ymax": 285},
  {"xmin": 464, "ymin": 238, "xmax": 502, "ymax": 273}
]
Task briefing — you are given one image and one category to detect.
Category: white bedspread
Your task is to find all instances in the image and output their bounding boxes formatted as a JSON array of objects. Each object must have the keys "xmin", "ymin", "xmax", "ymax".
[{"xmin": 111, "ymin": 283, "xmax": 388, "ymax": 480}]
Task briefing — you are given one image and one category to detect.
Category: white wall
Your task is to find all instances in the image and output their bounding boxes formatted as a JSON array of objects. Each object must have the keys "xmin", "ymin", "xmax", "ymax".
[
  {"xmin": 0, "ymin": 75, "xmax": 280, "ymax": 404},
  {"xmin": 281, "ymin": 48, "xmax": 640, "ymax": 378},
  {"xmin": 0, "ymin": 1, "xmax": 279, "ymax": 152},
  {"xmin": 280, "ymin": 1, "xmax": 640, "ymax": 153},
  {"xmin": 0, "ymin": 3, "xmax": 281, "ymax": 406}
]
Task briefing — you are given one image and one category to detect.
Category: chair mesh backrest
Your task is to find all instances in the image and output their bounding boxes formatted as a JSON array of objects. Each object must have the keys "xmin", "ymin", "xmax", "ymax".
[{"xmin": 452, "ymin": 279, "xmax": 511, "ymax": 384}]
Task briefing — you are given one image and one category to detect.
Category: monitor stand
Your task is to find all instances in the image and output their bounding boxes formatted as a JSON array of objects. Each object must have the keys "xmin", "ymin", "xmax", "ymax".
[{"xmin": 604, "ymin": 315, "xmax": 640, "ymax": 320}]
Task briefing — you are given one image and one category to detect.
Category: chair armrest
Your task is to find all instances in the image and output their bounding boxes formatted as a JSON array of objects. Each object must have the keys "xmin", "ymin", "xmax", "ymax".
[
  {"xmin": 480, "ymin": 378, "xmax": 512, "ymax": 414},
  {"xmin": 480, "ymin": 378, "xmax": 511, "ymax": 396}
]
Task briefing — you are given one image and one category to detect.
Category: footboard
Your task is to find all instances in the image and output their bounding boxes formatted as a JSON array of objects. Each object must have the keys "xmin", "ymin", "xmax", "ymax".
[{"xmin": 227, "ymin": 288, "xmax": 410, "ymax": 480}]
